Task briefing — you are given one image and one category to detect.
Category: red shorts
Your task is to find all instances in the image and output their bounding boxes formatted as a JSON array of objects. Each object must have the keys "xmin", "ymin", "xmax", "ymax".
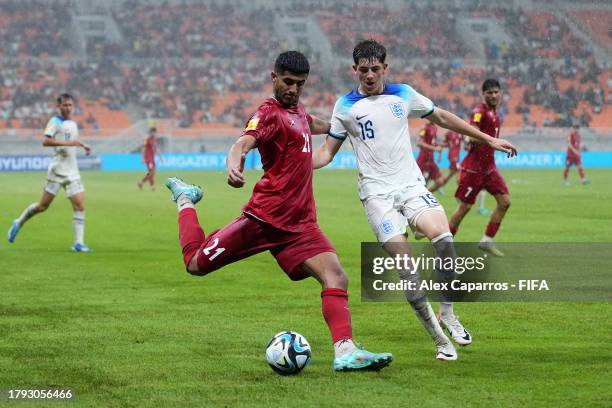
[
  {"xmin": 195, "ymin": 214, "xmax": 335, "ymax": 280},
  {"xmin": 455, "ymin": 168, "xmax": 509, "ymax": 205},
  {"xmin": 566, "ymin": 154, "xmax": 581, "ymax": 167},
  {"xmin": 417, "ymin": 160, "xmax": 441, "ymax": 181}
]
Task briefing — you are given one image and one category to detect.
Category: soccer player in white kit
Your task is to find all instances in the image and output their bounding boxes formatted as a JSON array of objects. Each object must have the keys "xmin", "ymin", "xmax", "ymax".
[
  {"xmin": 313, "ymin": 40, "xmax": 517, "ymax": 361},
  {"xmin": 7, "ymin": 93, "xmax": 93, "ymax": 252}
]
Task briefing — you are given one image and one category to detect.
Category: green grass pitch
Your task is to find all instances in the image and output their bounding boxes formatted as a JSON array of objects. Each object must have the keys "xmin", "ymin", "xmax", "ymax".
[{"xmin": 0, "ymin": 169, "xmax": 610, "ymax": 407}]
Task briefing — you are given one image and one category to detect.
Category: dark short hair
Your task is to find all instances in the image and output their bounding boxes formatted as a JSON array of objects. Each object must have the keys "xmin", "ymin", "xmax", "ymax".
[
  {"xmin": 353, "ymin": 40, "xmax": 387, "ymax": 64},
  {"xmin": 482, "ymin": 79, "xmax": 501, "ymax": 93},
  {"xmin": 274, "ymin": 51, "xmax": 310, "ymax": 75},
  {"xmin": 149, "ymin": 127, "xmax": 157, "ymax": 132},
  {"xmin": 56, "ymin": 93, "xmax": 73, "ymax": 104}
]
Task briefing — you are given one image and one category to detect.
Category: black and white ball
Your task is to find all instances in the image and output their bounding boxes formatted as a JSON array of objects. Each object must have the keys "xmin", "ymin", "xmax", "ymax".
[{"xmin": 265, "ymin": 331, "xmax": 311, "ymax": 375}]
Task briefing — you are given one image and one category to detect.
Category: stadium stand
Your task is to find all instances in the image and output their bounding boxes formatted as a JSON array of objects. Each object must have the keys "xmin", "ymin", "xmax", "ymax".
[{"xmin": 0, "ymin": 0, "xmax": 609, "ymax": 144}]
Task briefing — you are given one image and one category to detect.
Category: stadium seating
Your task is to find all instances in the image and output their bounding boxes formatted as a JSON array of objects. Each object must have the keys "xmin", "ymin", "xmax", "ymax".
[{"xmin": 0, "ymin": 1, "xmax": 609, "ymax": 134}]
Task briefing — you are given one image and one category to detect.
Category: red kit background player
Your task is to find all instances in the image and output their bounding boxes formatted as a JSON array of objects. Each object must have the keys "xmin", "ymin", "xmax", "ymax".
[
  {"xmin": 138, "ymin": 127, "xmax": 158, "ymax": 191},
  {"xmin": 564, "ymin": 123, "xmax": 589, "ymax": 185},
  {"xmin": 440, "ymin": 130, "xmax": 462, "ymax": 186},
  {"xmin": 416, "ymin": 119, "xmax": 445, "ymax": 192},
  {"xmin": 449, "ymin": 79, "xmax": 510, "ymax": 256},
  {"xmin": 164, "ymin": 51, "xmax": 392, "ymax": 372}
]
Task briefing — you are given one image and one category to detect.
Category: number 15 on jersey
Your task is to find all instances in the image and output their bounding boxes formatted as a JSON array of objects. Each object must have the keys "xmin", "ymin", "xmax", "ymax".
[{"xmin": 359, "ymin": 120, "xmax": 375, "ymax": 140}]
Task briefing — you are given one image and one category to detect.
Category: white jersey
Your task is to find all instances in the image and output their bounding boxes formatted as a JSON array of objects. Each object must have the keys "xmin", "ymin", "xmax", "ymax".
[
  {"xmin": 44, "ymin": 115, "xmax": 80, "ymax": 181},
  {"xmin": 330, "ymin": 84, "xmax": 435, "ymax": 200}
]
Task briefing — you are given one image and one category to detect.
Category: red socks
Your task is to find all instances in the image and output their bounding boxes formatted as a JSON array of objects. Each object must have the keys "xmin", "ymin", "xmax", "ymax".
[
  {"xmin": 178, "ymin": 208, "xmax": 205, "ymax": 267},
  {"xmin": 321, "ymin": 288, "xmax": 353, "ymax": 343},
  {"xmin": 578, "ymin": 167, "xmax": 585, "ymax": 179},
  {"xmin": 485, "ymin": 221, "xmax": 500, "ymax": 238}
]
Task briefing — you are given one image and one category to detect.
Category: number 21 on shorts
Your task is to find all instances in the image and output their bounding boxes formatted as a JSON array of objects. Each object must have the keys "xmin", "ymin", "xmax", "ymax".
[{"xmin": 203, "ymin": 238, "xmax": 225, "ymax": 261}]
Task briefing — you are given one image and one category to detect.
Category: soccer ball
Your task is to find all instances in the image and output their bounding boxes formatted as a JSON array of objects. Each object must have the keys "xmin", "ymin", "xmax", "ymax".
[{"xmin": 265, "ymin": 331, "xmax": 311, "ymax": 375}]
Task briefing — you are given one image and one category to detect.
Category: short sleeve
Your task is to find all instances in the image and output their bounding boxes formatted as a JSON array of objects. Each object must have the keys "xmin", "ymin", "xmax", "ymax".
[
  {"xmin": 44, "ymin": 117, "xmax": 59, "ymax": 138},
  {"xmin": 329, "ymin": 98, "xmax": 349, "ymax": 141},
  {"xmin": 242, "ymin": 105, "xmax": 279, "ymax": 144},
  {"xmin": 406, "ymin": 86, "xmax": 435, "ymax": 118},
  {"xmin": 470, "ymin": 111, "xmax": 483, "ymax": 128}
]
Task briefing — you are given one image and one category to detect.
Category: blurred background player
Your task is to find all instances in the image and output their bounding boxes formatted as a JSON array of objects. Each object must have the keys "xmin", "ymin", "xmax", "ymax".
[
  {"xmin": 164, "ymin": 51, "xmax": 392, "ymax": 372},
  {"xmin": 416, "ymin": 118, "xmax": 446, "ymax": 194},
  {"xmin": 7, "ymin": 93, "xmax": 92, "ymax": 252},
  {"xmin": 476, "ymin": 190, "xmax": 493, "ymax": 215},
  {"xmin": 138, "ymin": 127, "xmax": 159, "ymax": 191},
  {"xmin": 428, "ymin": 129, "xmax": 463, "ymax": 194},
  {"xmin": 564, "ymin": 123, "xmax": 589, "ymax": 185},
  {"xmin": 314, "ymin": 40, "xmax": 517, "ymax": 361},
  {"xmin": 449, "ymin": 79, "xmax": 510, "ymax": 257}
]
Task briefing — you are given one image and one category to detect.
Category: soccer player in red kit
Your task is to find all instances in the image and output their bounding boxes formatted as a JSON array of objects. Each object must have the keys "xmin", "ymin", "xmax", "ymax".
[
  {"xmin": 564, "ymin": 123, "xmax": 589, "ymax": 185},
  {"xmin": 416, "ymin": 119, "xmax": 445, "ymax": 193},
  {"xmin": 449, "ymin": 79, "xmax": 510, "ymax": 257},
  {"xmin": 164, "ymin": 51, "xmax": 392, "ymax": 372},
  {"xmin": 426, "ymin": 129, "xmax": 463, "ymax": 194},
  {"xmin": 440, "ymin": 130, "xmax": 462, "ymax": 186},
  {"xmin": 138, "ymin": 127, "xmax": 158, "ymax": 191}
]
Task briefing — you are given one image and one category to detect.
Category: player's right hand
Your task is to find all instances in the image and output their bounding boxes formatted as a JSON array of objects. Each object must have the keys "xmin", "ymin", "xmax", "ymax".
[
  {"xmin": 227, "ymin": 153, "xmax": 246, "ymax": 188},
  {"xmin": 82, "ymin": 143, "xmax": 92, "ymax": 156},
  {"xmin": 490, "ymin": 138, "xmax": 517, "ymax": 158}
]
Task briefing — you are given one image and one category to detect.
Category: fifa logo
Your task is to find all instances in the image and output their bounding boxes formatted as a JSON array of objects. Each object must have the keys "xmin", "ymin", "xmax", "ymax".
[{"xmin": 388, "ymin": 102, "xmax": 405, "ymax": 118}]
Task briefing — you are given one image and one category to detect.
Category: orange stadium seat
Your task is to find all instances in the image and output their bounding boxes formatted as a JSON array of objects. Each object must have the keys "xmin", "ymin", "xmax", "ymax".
[{"xmin": 571, "ymin": 10, "xmax": 612, "ymax": 50}]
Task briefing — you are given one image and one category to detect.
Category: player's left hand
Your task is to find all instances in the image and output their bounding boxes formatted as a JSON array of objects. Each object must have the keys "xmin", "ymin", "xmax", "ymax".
[{"xmin": 490, "ymin": 138, "xmax": 517, "ymax": 158}]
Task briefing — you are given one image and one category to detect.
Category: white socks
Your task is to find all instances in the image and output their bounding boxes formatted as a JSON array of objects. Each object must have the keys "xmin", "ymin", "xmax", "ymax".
[
  {"xmin": 73, "ymin": 211, "xmax": 85, "ymax": 244},
  {"xmin": 16, "ymin": 203, "xmax": 39, "ymax": 226},
  {"xmin": 439, "ymin": 302, "xmax": 454, "ymax": 318},
  {"xmin": 177, "ymin": 194, "xmax": 195, "ymax": 211},
  {"xmin": 334, "ymin": 338, "xmax": 357, "ymax": 358},
  {"xmin": 412, "ymin": 301, "xmax": 447, "ymax": 343}
]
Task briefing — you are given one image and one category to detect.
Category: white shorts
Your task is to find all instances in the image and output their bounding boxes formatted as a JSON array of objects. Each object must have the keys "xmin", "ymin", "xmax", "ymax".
[
  {"xmin": 363, "ymin": 185, "xmax": 445, "ymax": 243},
  {"xmin": 45, "ymin": 177, "xmax": 85, "ymax": 197}
]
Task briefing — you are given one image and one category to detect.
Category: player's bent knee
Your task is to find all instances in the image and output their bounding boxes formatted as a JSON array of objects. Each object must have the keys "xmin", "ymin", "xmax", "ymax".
[
  {"xmin": 185, "ymin": 255, "xmax": 222, "ymax": 277},
  {"xmin": 185, "ymin": 253, "xmax": 205, "ymax": 275},
  {"xmin": 327, "ymin": 268, "xmax": 348, "ymax": 290},
  {"xmin": 186, "ymin": 263, "xmax": 212, "ymax": 276}
]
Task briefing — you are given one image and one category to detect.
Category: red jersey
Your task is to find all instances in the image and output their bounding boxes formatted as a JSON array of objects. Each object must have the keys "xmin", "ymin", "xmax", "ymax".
[
  {"xmin": 416, "ymin": 123, "xmax": 437, "ymax": 163},
  {"xmin": 567, "ymin": 131, "xmax": 581, "ymax": 158},
  {"xmin": 445, "ymin": 131, "xmax": 462, "ymax": 163},
  {"xmin": 143, "ymin": 136, "xmax": 157, "ymax": 163},
  {"xmin": 461, "ymin": 103, "xmax": 501, "ymax": 174},
  {"xmin": 242, "ymin": 98, "xmax": 316, "ymax": 233}
]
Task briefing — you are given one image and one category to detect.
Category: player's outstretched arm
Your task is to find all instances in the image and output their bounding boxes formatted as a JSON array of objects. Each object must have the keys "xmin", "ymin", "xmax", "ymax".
[
  {"xmin": 309, "ymin": 115, "xmax": 332, "ymax": 135},
  {"xmin": 428, "ymin": 108, "xmax": 517, "ymax": 157},
  {"xmin": 227, "ymin": 135, "xmax": 257, "ymax": 188},
  {"xmin": 313, "ymin": 135, "xmax": 343, "ymax": 170},
  {"xmin": 43, "ymin": 137, "xmax": 91, "ymax": 155}
]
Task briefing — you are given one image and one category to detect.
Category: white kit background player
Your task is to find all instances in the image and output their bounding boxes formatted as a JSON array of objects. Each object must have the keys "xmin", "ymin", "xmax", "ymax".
[
  {"xmin": 7, "ymin": 93, "xmax": 93, "ymax": 252},
  {"xmin": 313, "ymin": 40, "xmax": 517, "ymax": 361}
]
